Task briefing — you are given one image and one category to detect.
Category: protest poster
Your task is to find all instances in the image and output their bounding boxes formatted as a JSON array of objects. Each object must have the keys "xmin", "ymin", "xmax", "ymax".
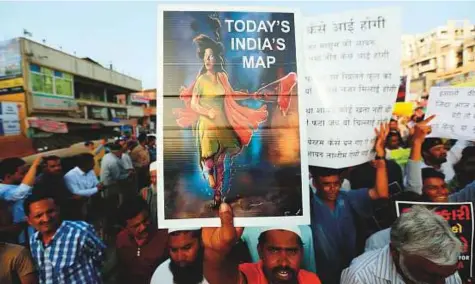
[
  {"xmin": 426, "ymin": 87, "xmax": 475, "ymax": 141},
  {"xmin": 396, "ymin": 201, "xmax": 474, "ymax": 280},
  {"xmin": 157, "ymin": 5, "xmax": 309, "ymax": 228},
  {"xmin": 303, "ymin": 8, "xmax": 401, "ymax": 168}
]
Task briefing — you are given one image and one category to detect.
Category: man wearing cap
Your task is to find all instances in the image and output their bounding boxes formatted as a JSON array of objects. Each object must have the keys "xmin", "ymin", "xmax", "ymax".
[
  {"xmin": 420, "ymin": 138, "xmax": 470, "ymax": 183},
  {"xmin": 151, "ymin": 228, "xmax": 207, "ymax": 284},
  {"xmin": 201, "ymin": 204, "xmax": 321, "ymax": 284},
  {"xmin": 140, "ymin": 161, "xmax": 158, "ymax": 227}
]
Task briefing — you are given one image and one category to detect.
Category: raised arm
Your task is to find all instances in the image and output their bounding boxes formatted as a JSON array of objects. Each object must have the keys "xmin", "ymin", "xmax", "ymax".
[
  {"xmin": 203, "ymin": 203, "xmax": 244, "ymax": 284},
  {"xmin": 368, "ymin": 123, "xmax": 389, "ymax": 200},
  {"xmin": 4, "ymin": 157, "xmax": 42, "ymax": 201}
]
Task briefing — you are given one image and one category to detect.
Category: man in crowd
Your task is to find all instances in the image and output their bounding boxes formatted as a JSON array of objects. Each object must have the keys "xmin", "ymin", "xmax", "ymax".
[
  {"xmin": 452, "ymin": 146, "xmax": 475, "ymax": 191},
  {"xmin": 341, "ymin": 205, "xmax": 462, "ymax": 283},
  {"xmin": 0, "ymin": 156, "xmax": 42, "ymax": 244},
  {"xmin": 148, "ymin": 135, "xmax": 157, "ymax": 162},
  {"xmin": 34, "ymin": 155, "xmax": 72, "ymax": 219},
  {"xmin": 140, "ymin": 161, "xmax": 158, "ymax": 227},
  {"xmin": 116, "ymin": 197, "xmax": 168, "ymax": 284},
  {"xmin": 308, "ymin": 123, "xmax": 390, "ymax": 284},
  {"xmin": 151, "ymin": 228, "xmax": 206, "ymax": 284},
  {"xmin": 389, "ymin": 119, "xmax": 399, "ymax": 133},
  {"xmin": 421, "ymin": 138, "xmax": 470, "ymax": 182},
  {"xmin": 130, "ymin": 133, "xmax": 150, "ymax": 190},
  {"xmin": 200, "ymin": 203, "xmax": 321, "ymax": 284},
  {"xmin": 64, "ymin": 153, "xmax": 104, "ymax": 220},
  {"xmin": 0, "ymin": 237, "xmax": 38, "ymax": 284},
  {"xmin": 25, "ymin": 194, "xmax": 106, "ymax": 283}
]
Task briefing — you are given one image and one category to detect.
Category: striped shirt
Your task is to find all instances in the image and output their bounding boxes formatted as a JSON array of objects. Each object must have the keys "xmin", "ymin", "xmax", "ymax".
[
  {"xmin": 30, "ymin": 221, "xmax": 106, "ymax": 284},
  {"xmin": 341, "ymin": 245, "xmax": 461, "ymax": 284}
]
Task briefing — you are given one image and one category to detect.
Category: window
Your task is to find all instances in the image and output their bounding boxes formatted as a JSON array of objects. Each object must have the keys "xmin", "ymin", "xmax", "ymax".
[{"xmin": 29, "ymin": 64, "xmax": 74, "ymax": 97}]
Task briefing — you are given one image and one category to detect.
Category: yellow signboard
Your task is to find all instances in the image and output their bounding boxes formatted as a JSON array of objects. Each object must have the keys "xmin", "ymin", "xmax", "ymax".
[
  {"xmin": 0, "ymin": 77, "xmax": 24, "ymax": 89},
  {"xmin": 393, "ymin": 102, "xmax": 414, "ymax": 117}
]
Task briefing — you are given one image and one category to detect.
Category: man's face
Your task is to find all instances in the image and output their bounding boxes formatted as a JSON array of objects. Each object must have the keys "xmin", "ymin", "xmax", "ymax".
[
  {"xmin": 396, "ymin": 251, "xmax": 458, "ymax": 284},
  {"xmin": 45, "ymin": 159, "xmax": 62, "ymax": 176},
  {"xmin": 149, "ymin": 139, "xmax": 156, "ymax": 148},
  {"xmin": 428, "ymin": 145, "xmax": 448, "ymax": 164},
  {"xmin": 423, "ymin": 177, "xmax": 449, "ymax": 202},
  {"xmin": 125, "ymin": 210, "xmax": 152, "ymax": 242},
  {"xmin": 259, "ymin": 230, "xmax": 302, "ymax": 284},
  {"xmin": 87, "ymin": 144, "xmax": 95, "ymax": 151},
  {"xmin": 26, "ymin": 199, "xmax": 60, "ymax": 235},
  {"xmin": 150, "ymin": 170, "xmax": 157, "ymax": 186},
  {"xmin": 9, "ymin": 164, "xmax": 28, "ymax": 184},
  {"xmin": 387, "ymin": 135, "xmax": 401, "ymax": 150},
  {"xmin": 389, "ymin": 121, "xmax": 398, "ymax": 131},
  {"xmin": 315, "ymin": 175, "xmax": 341, "ymax": 202},
  {"xmin": 84, "ymin": 158, "xmax": 95, "ymax": 172},
  {"xmin": 169, "ymin": 231, "xmax": 203, "ymax": 284}
]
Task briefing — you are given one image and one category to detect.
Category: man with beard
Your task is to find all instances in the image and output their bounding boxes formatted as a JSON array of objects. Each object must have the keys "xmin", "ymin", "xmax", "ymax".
[
  {"xmin": 151, "ymin": 228, "xmax": 207, "ymax": 284},
  {"xmin": 341, "ymin": 205, "xmax": 462, "ymax": 284},
  {"xmin": 116, "ymin": 197, "xmax": 168, "ymax": 284},
  {"xmin": 420, "ymin": 138, "xmax": 470, "ymax": 182}
]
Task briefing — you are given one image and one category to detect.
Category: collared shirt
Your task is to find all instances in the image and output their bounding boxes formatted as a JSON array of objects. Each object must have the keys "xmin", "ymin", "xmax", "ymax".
[
  {"xmin": 64, "ymin": 167, "xmax": 99, "ymax": 197},
  {"xmin": 150, "ymin": 259, "xmax": 209, "ymax": 284},
  {"xmin": 0, "ymin": 183, "xmax": 32, "ymax": 223},
  {"xmin": 100, "ymin": 153, "xmax": 129, "ymax": 186},
  {"xmin": 341, "ymin": 245, "xmax": 461, "ymax": 283},
  {"xmin": 130, "ymin": 145, "xmax": 150, "ymax": 168},
  {"xmin": 116, "ymin": 228, "xmax": 168, "ymax": 284},
  {"xmin": 30, "ymin": 221, "xmax": 106, "ymax": 284},
  {"xmin": 122, "ymin": 153, "xmax": 134, "ymax": 170},
  {"xmin": 241, "ymin": 226, "xmax": 317, "ymax": 273},
  {"xmin": 310, "ymin": 187, "xmax": 373, "ymax": 284}
]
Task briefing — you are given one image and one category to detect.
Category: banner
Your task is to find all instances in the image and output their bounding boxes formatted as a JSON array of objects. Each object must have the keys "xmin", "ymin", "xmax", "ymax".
[
  {"xmin": 157, "ymin": 5, "xmax": 309, "ymax": 228},
  {"xmin": 0, "ymin": 102, "xmax": 21, "ymax": 136},
  {"xmin": 426, "ymin": 87, "xmax": 475, "ymax": 140},
  {"xmin": 303, "ymin": 8, "xmax": 401, "ymax": 168},
  {"xmin": 0, "ymin": 77, "xmax": 24, "ymax": 96},
  {"xmin": 0, "ymin": 39, "xmax": 22, "ymax": 80},
  {"xmin": 27, "ymin": 118, "xmax": 68, "ymax": 134},
  {"xmin": 396, "ymin": 201, "xmax": 474, "ymax": 280}
]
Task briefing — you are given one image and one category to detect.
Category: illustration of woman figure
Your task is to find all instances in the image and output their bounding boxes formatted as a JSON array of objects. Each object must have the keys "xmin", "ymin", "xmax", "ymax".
[{"xmin": 174, "ymin": 34, "xmax": 297, "ymax": 207}]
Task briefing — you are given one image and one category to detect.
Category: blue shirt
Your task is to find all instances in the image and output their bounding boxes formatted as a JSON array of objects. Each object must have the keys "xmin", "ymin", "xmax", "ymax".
[
  {"xmin": 30, "ymin": 221, "xmax": 106, "ymax": 284},
  {"xmin": 100, "ymin": 153, "xmax": 129, "ymax": 186},
  {"xmin": 310, "ymin": 188, "xmax": 373, "ymax": 284},
  {"xmin": 0, "ymin": 183, "xmax": 32, "ymax": 223},
  {"xmin": 64, "ymin": 167, "xmax": 99, "ymax": 197},
  {"xmin": 241, "ymin": 226, "xmax": 317, "ymax": 273}
]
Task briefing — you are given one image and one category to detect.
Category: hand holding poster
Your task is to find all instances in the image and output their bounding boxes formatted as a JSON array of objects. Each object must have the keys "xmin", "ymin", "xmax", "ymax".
[
  {"xmin": 426, "ymin": 87, "xmax": 475, "ymax": 141},
  {"xmin": 157, "ymin": 6, "xmax": 309, "ymax": 228},
  {"xmin": 303, "ymin": 8, "xmax": 401, "ymax": 168},
  {"xmin": 396, "ymin": 201, "xmax": 474, "ymax": 280}
]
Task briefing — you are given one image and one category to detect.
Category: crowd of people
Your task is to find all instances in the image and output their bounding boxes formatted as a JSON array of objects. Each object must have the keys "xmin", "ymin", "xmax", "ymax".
[{"xmin": 0, "ymin": 105, "xmax": 474, "ymax": 284}]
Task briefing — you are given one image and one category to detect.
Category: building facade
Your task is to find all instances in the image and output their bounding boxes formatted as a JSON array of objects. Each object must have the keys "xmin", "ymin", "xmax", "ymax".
[
  {"xmin": 401, "ymin": 20, "xmax": 475, "ymax": 100},
  {"xmin": 0, "ymin": 37, "xmax": 142, "ymax": 158}
]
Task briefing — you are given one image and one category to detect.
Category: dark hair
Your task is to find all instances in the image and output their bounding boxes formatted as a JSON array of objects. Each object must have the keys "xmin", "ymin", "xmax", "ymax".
[
  {"xmin": 118, "ymin": 197, "xmax": 148, "ymax": 226},
  {"xmin": 169, "ymin": 230, "xmax": 202, "ymax": 239},
  {"xmin": 422, "ymin": 138, "xmax": 444, "ymax": 153},
  {"xmin": 422, "ymin": 167, "xmax": 445, "ymax": 182},
  {"xmin": 389, "ymin": 119, "xmax": 398, "ymax": 124},
  {"xmin": 349, "ymin": 160, "xmax": 403, "ymax": 190},
  {"xmin": 148, "ymin": 136, "xmax": 156, "ymax": 142},
  {"xmin": 108, "ymin": 143, "xmax": 123, "ymax": 152},
  {"xmin": 258, "ymin": 230, "xmax": 303, "ymax": 248},
  {"xmin": 454, "ymin": 146, "xmax": 475, "ymax": 171},
  {"xmin": 309, "ymin": 166, "xmax": 342, "ymax": 179},
  {"xmin": 44, "ymin": 155, "xmax": 60, "ymax": 163},
  {"xmin": 23, "ymin": 193, "xmax": 56, "ymax": 217},
  {"xmin": 193, "ymin": 34, "xmax": 226, "ymax": 76},
  {"xmin": 386, "ymin": 131, "xmax": 404, "ymax": 145},
  {"xmin": 138, "ymin": 133, "xmax": 148, "ymax": 143},
  {"xmin": 0, "ymin": 158, "xmax": 25, "ymax": 179},
  {"xmin": 76, "ymin": 153, "xmax": 94, "ymax": 169},
  {"xmin": 84, "ymin": 141, "xmax": 94, "ymax": 147}
]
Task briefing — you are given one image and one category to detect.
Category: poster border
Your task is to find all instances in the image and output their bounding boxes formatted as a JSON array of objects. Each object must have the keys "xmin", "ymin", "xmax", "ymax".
[
  {"xmin": 395, "ymin": 201, "xmax": 474, "ymax": 277},
  {"xmin": 156, "ymin": 4, "xmax": 310, "ymax": 228}
]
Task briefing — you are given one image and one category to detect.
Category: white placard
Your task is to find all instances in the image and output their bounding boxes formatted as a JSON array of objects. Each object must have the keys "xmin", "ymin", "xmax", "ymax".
[
  {"xmin": 426, "ymin": 87, "xmax": 475, "ymax": 140},
  {"xmin": 0, "ymin": 102, "xmax": 20, "ymax": 136},
  {"xmin": 304, "ymin": 8, "xmax": 401, "ymax": 168}
]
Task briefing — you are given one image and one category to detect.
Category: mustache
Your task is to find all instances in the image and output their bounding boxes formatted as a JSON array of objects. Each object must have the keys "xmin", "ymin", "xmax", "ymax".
[{"xmin": 271, "ymin": 266, "xmax": 297, "ymax": 279}]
